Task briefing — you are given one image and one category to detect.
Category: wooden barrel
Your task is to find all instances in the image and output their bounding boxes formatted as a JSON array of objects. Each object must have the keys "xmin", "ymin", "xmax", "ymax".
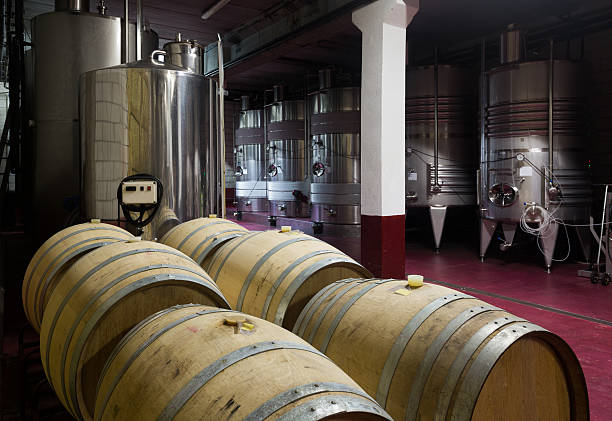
[
  {"xmin": 94, "ymin": 304, "xmax": 392, "ymax": 421},
  {"xmin": 159, "ymin": 216, "xmax": 248, "ymax": 270},
  {"xmin": 206, "ymin": 229, "xmax": 371, "ymax": 329},
  {"xmin": 39, "ymin": 240, "xmax": 230, "ymax": 421},
  {"xmin": 293, "ymin": 279, "xmax": 589, "ymax": 421},
  {"xmin": 22, "ymin": 221, "xmax": 133, "ymax": 332}
]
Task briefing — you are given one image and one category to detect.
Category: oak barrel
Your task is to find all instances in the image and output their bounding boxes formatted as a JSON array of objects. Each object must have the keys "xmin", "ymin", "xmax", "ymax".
[
  {"xmin": 94, "ymin": 304, "xmax": 391, "ymax": 421},
  {"xmin": 206, "ymin": 229, "xmax": 372, "ymax": 329},
  {"xmin": 40, "ymin": 240, "xmax": 230, "ymax": 420},
  {"xmin": 293, "ymin": 279, "xmax": 589, "ymax": 421},
  {"xmin": 22, "ymin": 221, "xmax": 133, "ymax": 332},
  {"xmin": 159, "ymin": 216, "xmax": 249, "ymax": 270}
]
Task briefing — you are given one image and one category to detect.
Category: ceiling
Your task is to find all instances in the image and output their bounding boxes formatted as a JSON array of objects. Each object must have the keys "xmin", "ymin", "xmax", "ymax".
[{"xmin": 24, "ymin": 0, "xmax": 612, "ymax": 93}]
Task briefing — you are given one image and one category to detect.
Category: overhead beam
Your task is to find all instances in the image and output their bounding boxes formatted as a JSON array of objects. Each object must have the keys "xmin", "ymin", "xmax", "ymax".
[{"xmin": 204, "ymin": 0, "xmax": 371, "ymax": 77}]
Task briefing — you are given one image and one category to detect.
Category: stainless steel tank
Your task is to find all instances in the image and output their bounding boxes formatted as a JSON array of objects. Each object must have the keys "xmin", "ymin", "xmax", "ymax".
[
  {"xmin": 309, "ymin": 70, "xmax": 361, "ymax": 225},
  {"xmin": 405, "ymin": 65, "xmax": 476, "ymax": 249},
  {"xmin": 234, "ymin": 96, "xmax": 268, "ymax": 213},
  {"xmin": 163, "ymin": 34, "xmax": 204, "ymax": 74},
  {"xmin": 479, "ymin": 34, "xmax": 590, "ymax": 270},
  {"xmin": 31, "ymin": 4, "xmax": 123, "ymax": 240},
  {"xmin": 80, "ymin": 51, "xmax": 214, "ymax": 239},
  {"xmin": 266, "ymin": 87, "xmax": 309, "ymax": 218}
]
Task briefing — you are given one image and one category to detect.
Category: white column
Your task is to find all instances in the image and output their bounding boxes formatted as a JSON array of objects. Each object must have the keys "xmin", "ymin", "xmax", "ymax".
[
  {"xmin": 352, "ymin": 0, "xmax": 418, "ymax": 278},
  {"xmin": 353, "ymin": 0, "xmax": 418, "ymax": 217}
]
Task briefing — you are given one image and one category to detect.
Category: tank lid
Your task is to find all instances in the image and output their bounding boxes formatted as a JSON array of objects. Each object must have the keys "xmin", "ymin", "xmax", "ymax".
[
  {"xmin": 105, "ymin": 50, "xmax": 195, "ymax": 72},
  {"xmin": 55, "ymin": 0, "xmax": 89, "ymax": 12}
]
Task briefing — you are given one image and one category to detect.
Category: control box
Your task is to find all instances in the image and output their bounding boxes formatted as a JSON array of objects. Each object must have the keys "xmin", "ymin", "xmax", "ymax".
[{"xmin": 121, "ymin": 181, "xmax": 158, "ymax": 205}]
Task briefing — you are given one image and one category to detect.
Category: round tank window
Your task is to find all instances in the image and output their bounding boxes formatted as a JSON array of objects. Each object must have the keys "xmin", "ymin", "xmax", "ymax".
[
  {"xmin": 488, "ymin": 183, "xmax": 519, "ymax": 207},
  {"xmin": 312, "ymin": 162, "xmax": 325, "ymax": 177},
  {"xmin": 268, "ymin": 164, "xmax": 278, "ymax": 177}
]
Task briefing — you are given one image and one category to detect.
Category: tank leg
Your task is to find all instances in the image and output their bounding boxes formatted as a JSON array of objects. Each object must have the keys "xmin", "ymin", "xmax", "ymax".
[
  {"xmin": 480, "ymin": 219, "xmax": 497, "ymax": 261},
  {"xmin": 540, "ymin": 220, "xmax": 559, "ymax": 272},
  {"xmin": 501, "ymin": 222, "xmax": 517, "ymax": 247},
  {"xmin": 429, "ymin": 205, "xmax": 447, "ymax": 252},
  {"xmin": 574, "ymin": 225, "xmax": 592, "ymax": 263}
]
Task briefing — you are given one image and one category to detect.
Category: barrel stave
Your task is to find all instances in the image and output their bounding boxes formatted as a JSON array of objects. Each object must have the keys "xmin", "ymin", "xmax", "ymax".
[
  {"xmin": 295, "ymin": 279, "xmax": 588, "ymax": 421},
  {"xmin": 95, "ymin": 305, "xmax": 390, "ymax": 421},
  {"xmin": 208, "ymin": 230, "xmax": 370, "ymax": 330},
  {"xmin": 22, "ymin": 222, "xmax": 133, "ymax": 331},
  {"xmin": 159, "ymin": 217, "xmax": 249, "ymax": 268},
  {"xmin": 40, "ymin": 241, "xmax": 229, "ymax": 420}
]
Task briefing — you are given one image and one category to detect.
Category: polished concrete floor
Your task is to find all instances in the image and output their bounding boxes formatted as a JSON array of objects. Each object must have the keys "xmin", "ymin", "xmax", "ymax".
[{"xmin": 235, "ymin": 213, "xmax": 612, "ymax": 421}]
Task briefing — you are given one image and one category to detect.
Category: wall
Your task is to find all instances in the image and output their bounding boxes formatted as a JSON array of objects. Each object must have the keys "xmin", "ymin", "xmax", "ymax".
[{"xmin": 584, "ymin": 28, "xmax": 612, "ymax": 186}]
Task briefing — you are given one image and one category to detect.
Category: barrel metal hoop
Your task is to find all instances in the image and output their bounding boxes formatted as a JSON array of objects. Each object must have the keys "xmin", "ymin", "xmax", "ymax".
[
  {"xmin": 34, "ymin": 238, "xmax": 124, "ymax": 324},
  {"xmin": 95, "ymin": 307, "xmax": 235, "ymax": 421},
  {"xmin": 449, "ymin": 323, "xmax": 545, "ymax": 421},
  {"xmin": 434, "ymin": 315, "xmax": 526, "ymax": 421},
  {"xmin": 261, "ymin": 249, "xmax": 338, "ymax": 320},
  {"xmin": 274, "ymin": 394, "xmax": 393, "ymax": 421},
  {"xmin": 102, "ymin": 304, "xmax": 207, "ymax": 380},
  {"xmin": 403, "ymin": 305, "xmax": 499, "ymax": 421},
  {"xmin": 305, "ymin": 279, "xmax": 364, "ymax": 344},
  {"xmin": 175, "ymin": 220, "xmax": 228, "ymax": 250},
  {"xmin": 58, "ymin": 262, "xmax": 219, "ymax": 410},
  {"xmin": 157, "ymin": 341, "xmax": 328, "ymax": 420},
  {"xmin": 375, "ymin": 293, "xmax": 473, "ymax": 407},
  {"xmin": 274, "ymin": 257, "xmax": 364, "ymax": 326},
  {"xmin": 320, "ymin": 280, "xmax": 395, "ymax": 353},
  {"xmin": 210, "ymin": 231, "xmax": 264, "ymax": 281},
  {"xmin": 193, "ymin": 231, "xmax": 245, "ymax": 264},
  {"xmin": 43, "ymin": 248, "xmax": 191, "ymax": 398},
  {"xmin": 244, "ymin": 382, "xmax": 378, "ymax": 421},
  {"xmin": 23, "ymin": 225, "xmax": 129, "ymax": 312},
  {"xmin": 158, "ymin": 223, "xmax": 180, "ymax": 244},
  {"xmin": 292, "ymin": 279, "xmax": 348, "ymax": 336},
  {"xmin": 237, "ymin": 237, "xmax": 319, "ymax": 311},
  {"xmin": 66, "ymin": 273, "xmax": 220, "ymax": 417}
]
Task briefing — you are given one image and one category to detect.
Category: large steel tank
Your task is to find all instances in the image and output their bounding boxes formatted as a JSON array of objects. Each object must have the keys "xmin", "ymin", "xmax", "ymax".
[
  {"xmin": 266, "ymin": 87, "xmax": 309, "ymax": 218},
  {"xmin": 31, "ymin": 2, "xmax": 123, "ymax": 241},
  {"xmin": 80, "ymin": 51, "xmax": 214, "ymax": 240},
  {"xmin": 405, "ymin": 65, "xmax": 476, "ymax": 250},
  {"xmin": 309, "ymin": 70, "xmax": 361, "ymax": 226},
  {"xmin": 234, "ymin": 96, "xmax": 268, "ymax": 213},
  {"xmin": 480, "ymin": 29, "xmax": 591, "ymax": 270},
  {"xmin": 163, "ymin": 34, "xmax": 224, "ymax": 217}
]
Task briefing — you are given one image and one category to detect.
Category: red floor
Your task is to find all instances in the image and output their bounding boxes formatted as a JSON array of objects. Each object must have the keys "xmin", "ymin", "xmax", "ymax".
[{"xmin": 237, "ymin": 219, "xmax": 612, "ymax": 421}]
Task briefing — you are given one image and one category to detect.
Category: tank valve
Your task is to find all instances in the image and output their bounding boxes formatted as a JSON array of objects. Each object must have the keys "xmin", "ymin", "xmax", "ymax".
[{"xmin": 432, "ymin": 184, "xmax": 442, "ymax": 193}]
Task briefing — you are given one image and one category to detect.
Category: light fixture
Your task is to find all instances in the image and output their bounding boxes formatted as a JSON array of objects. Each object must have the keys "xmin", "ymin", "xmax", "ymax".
[{"xmin": 201, "ymin": 0, "xmax": 231, "ymax": 20}]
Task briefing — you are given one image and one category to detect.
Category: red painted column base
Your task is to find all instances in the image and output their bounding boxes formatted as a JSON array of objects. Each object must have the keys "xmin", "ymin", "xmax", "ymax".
[{"xmin": 361, "ymin": 214, "xmax": 405, "ymax": 279}]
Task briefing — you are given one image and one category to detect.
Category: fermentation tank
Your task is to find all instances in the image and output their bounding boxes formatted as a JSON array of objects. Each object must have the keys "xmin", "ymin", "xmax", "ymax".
[
  {"xmin": 309, "ymin": 70, "xmax": 361, "ymax": 226},
  {"xmin": 31, "ymin": 1, "xmax": 124, "ymax": 240},
  {"xmin": 405, "ymin": 66, "xmax": 476, "ymax": 250},
  {"xmin": 266, "ymin": 86, "xmax": 309, "ymax": 218},
  {"xmin": 234, "ymin": 96, "xmax": 268, "ymax": 213},
  {"xmin": 80, "ymin": 51, "xmax": 215, "ymax": 240},
  {"xmin": 480, "ymin": 29, "xmax": 591, "ymax": 270},
  {"xmin": 163, "ymin": 33, "xmax": 224, "ymax": 217}
]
